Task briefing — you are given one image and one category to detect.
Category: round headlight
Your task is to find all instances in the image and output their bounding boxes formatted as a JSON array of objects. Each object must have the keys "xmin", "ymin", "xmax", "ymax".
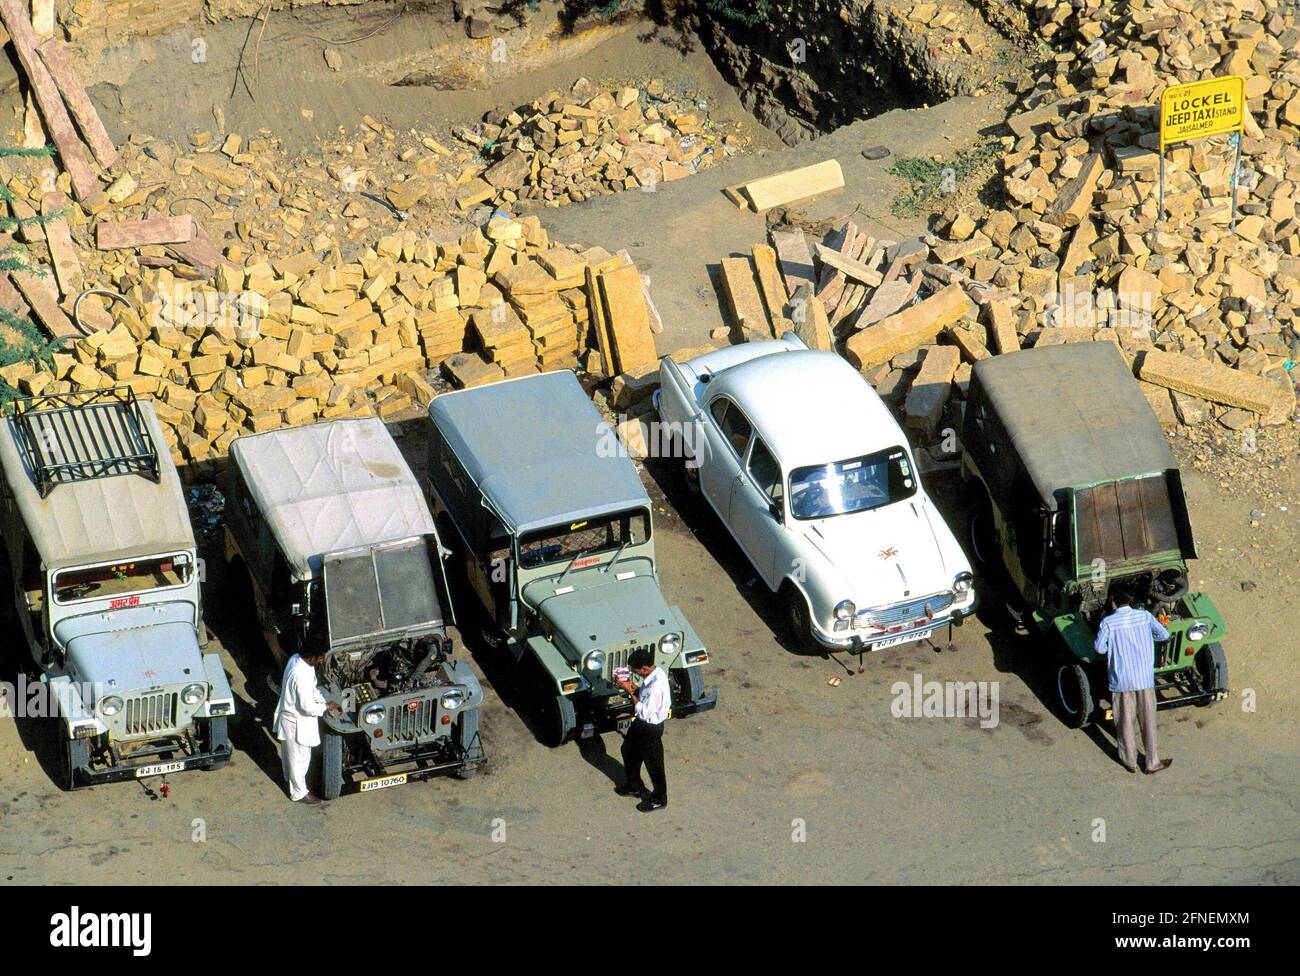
[
  {"xmin": 362, "ymin": 704, "xmax": 385, "ymax": 725},
  {"xmin": 834, "ymin": 600, "xmax": 855, "ymax": 621},
  {"xmin": 658, "ymin": 634, "xmax": 680, "ymax": 654},
  {"xmin": 584, "ymin": 650, "xmax": 606, "ymax": 672},
  {"xmin": 954, "ymin": 572, "xmax": 974, "ymax": 594},
  {"xmin": 98, "ymin": 695, "xmax": 123, "ymax": 717},
  {"xmin": 1187, "ymin": 623, "xmax": 1208, "ymax": 642},
  {"xmin": 440, "ymin": 690, "xmax": 465, "ymax": 710},
  {"xmin": 181, "ymin": 683, "xmax": 206, "ymax": 705}
]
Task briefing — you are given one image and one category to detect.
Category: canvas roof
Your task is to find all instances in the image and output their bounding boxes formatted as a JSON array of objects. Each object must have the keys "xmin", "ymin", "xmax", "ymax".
[
  {"xmin": 428, "ymin": 371, "xmax": 650, "ymax": 534},
  {"xmin": 971, "ymin": 343, "xmax": 1177, "ymax": 510},
  {"xmin": 0, "ymin": 398, "xmax": 194, "ymax": 570},
  {"xmin": 228, "ymin": 417, "xmax": 435, "ymax": 578}
]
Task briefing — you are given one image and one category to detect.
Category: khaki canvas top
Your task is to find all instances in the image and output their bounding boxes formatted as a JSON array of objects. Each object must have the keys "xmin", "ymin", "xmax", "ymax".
[
  {"xmin": 0, "ymin": 397, "xmax": 195, "ymax": 571},
  {"xmin": 970, "ymin": 343, "xmax": 1178, "ymax": 511},
  {"xmin": 228, "ymin": 417, "xmax": 436, "ymax": 579}
]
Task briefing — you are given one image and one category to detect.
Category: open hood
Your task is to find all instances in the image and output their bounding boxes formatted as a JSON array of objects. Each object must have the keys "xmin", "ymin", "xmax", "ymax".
[{"xmin": 1070, "ymin": 470, "xmax": 1197, "ymax": 575}]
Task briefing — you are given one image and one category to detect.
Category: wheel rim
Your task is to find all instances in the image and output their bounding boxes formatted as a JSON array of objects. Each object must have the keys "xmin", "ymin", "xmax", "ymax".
[{"xmin": 1057, "ymin": 667, "xmax": 1080, "ymax": 714}]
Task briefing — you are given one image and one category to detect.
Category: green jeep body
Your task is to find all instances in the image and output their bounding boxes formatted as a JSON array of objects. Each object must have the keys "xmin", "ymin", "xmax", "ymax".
[{"xmin": 959, "ymin": 344, "xmax": 1229, "ymax": 725}]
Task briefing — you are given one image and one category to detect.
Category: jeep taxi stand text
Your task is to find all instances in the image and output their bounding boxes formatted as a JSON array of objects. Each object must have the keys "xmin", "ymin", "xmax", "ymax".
[{"xmin": 0, "ymin": 390, "xmax": 233, "ymax": 789}]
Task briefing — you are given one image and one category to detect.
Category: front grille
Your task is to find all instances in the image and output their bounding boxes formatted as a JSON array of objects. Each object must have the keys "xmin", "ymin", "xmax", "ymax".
[
  {"xmin": 124, "ymin": 691, "xmax": 178, "ymax": 735},
  {"xmin": 863, "ymin": 593, "xmax": 954, "ymax": 630},
  {"xmin": 387, "ymin": 698, "xmax": 436, "ymax": 743},
  {"xmin": 602, "ymin": 643, "xmax": 653, "ymax": 679}
]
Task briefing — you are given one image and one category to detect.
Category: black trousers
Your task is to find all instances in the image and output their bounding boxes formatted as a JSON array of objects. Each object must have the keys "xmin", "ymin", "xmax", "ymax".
[{"xmin": 621, "ymin": 719, "xmax": 666, "ymax": 802}]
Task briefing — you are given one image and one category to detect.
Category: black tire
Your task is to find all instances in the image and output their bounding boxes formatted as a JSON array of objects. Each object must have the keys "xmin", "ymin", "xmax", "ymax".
[
  {"xmin": 453, "ymin": 707, "xmax": 482, "ymax": 778},
  {"xmin": 681, "ymin": 456, "xmax": 701, "ymax": 496},
  {"xmin": 1197, "ymin": 642, "xmax": 1228, "ymax": 703},
  {"xmin": 320, "ymin": 730, "xmax": 345, "ymax": 800},
  {"xmin": 967, "ymin": 494, "xmax": 998, "ymax": 569},
  {"xmin": 782, "ymin": 585, "xmax": 816, "ymax": 653},
  {"xmin": 1057, "ymin": 663, "xmax": 1094, "ymax": 729},
  {"xmin": 539, "ymin": 693, "xmax": 576, "ymax": 748},
  {"xmin": 61, "ymin": 735, "xmax": 89, "ymax": 791},
  {"xmin": 200, "ymin": 716, "xmax": 230, "ymax": 768}
]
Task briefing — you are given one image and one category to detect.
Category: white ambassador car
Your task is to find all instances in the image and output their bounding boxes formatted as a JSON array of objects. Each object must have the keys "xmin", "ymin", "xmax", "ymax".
[{"xmin": 655, "ymin": 335, "xmax": 975, "ymax": 652}]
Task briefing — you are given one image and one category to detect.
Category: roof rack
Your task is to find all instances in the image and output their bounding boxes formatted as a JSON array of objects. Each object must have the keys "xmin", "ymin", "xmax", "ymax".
[{"xmin": 4, "ymin": 388, "xmax": 162, "ymax": 498}]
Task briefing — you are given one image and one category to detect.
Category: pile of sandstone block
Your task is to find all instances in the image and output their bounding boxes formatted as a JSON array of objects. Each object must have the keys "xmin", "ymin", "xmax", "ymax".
[
  {"xmin": 456, "ymin": 79, "xmax": 741, "ymax": 211},
  {"xmin": 0, "ymin": 208, "xmax": 664, "ymax": 469},
  {"xmin": 791, "ymin": 0, "xmax": 1299, "ymax": 439}
]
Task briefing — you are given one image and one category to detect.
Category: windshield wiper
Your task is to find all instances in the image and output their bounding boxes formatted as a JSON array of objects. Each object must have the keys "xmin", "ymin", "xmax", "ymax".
[
  {"xmin": 603, "ymin": 539, "xmax": 630, "ymax": 574},
  {"xmin": 558, "ymin": 546, "xmax": 599, "ymax": 585}
]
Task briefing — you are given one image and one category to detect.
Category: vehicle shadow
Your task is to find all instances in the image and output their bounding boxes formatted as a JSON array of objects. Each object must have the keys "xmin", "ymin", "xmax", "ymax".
[
  {"xmin": 638, "ymin": 454, "xmax": 823, "ymax": 660},
  {"xmin": 576, "ymin": 732, "xmax": 625, "ymax": 785},
  {"xmin": 198, "ymin": 533, "xmax": 292, "ymax": 792},
  {"xmin": 975, "ymin": 586, "xmax": 1118, "ymax": 761}
]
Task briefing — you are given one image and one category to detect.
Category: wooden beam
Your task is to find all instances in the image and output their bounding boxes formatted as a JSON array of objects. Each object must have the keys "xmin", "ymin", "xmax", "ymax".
[
  {"xmin": 38, "ymin": 37, "xmax": 118, "ymax": 169},
  {"xmin": 0, "ymin": 0, "xmax": 99, "ymax": 200}
]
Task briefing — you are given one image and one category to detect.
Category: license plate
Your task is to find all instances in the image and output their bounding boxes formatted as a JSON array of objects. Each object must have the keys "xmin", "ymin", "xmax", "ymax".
[
  {"xmin": 872, "ymin": 628, "xmax": 932, "ymax": 650},
  {"xmin": 135, "ymin": 761, "xmax": 185, "ymax": 778},
  {"xmin": 359, "ymin": 772, "xmax": 407, "ymax": 793},
  {"xmin": 617, "ymin": 718, "xmax": 632, "ymax": 733}
]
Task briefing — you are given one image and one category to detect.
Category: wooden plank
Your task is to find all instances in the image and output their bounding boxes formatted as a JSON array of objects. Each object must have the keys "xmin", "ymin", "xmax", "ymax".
[
  {"xmin": 739, "ymin": 159, "xmax": 844, "ymax": 212},
  {"xmin": 719, "ymin": 257, "xmax": 771, "ymax": 337},
  {"xmin": 96, "ymin": 213, "xmax": 194, "ymax": 250},
  {"xmin": 40, "ymin": 190, "xmax": 81, "ymax": 298},
  {"xmin": 37, "ymin": 37, "xmax": 118, "ymax": 169},
  {"xmin": 770, "ymin": 229, "xmax": 816, "ymax": 295},
  {"xmin": 0, "ymin": 0, "xmax": 98, "ymax": 201}
]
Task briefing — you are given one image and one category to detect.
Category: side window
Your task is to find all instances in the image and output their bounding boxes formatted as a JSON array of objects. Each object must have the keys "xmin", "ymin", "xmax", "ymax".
[
  {"xmin": 709, "ymin": 397, "xmax": 752, "ymax": 458},
  {"xmin": 747, "ymin": 439, "xmax": 783, "ymax": 502}
]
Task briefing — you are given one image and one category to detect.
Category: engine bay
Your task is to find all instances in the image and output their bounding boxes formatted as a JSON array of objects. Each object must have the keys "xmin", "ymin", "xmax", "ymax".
[
  {"xmin": 1078, "ymin": 567, "xmax": 1191, "ymax": 631},
  {"xmin": 324, "ymin": 636, "xmax": 454, "ymax": 702}
]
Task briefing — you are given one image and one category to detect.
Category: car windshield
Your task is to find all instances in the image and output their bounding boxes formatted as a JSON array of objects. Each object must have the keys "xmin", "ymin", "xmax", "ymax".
[
  {"xmin": 788, "ymin": 448, "xmax": 917, "ymax": 520},
  {"xmin": 324, "ymin": 541, "xmax": 442, "ymax": 643},
  {"xmin": 518, "ymin": 509, "xmax": 651, "ymax": 570},
  {"xmin": 53, "ymin": 553, "xmax": 194, "ymax": 605}
]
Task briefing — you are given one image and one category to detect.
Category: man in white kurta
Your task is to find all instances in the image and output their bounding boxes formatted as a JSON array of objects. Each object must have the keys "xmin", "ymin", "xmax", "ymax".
[{"xmin": 274, "ymin": 650, "xmax": 329, "ymax": 803}]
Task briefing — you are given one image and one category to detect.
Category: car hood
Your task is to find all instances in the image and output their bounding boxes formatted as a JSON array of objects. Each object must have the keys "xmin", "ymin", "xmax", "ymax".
[
  {"xmin": 800, "ymin": 497, "xmax": 963, "ymax": 606},
  {"xmin": 527, "ymin": 572, "xmax": 675, "ymax": 654},
  {"xmin": 55, "ymin": 602, "xmax": 205, "ymax": 691}
]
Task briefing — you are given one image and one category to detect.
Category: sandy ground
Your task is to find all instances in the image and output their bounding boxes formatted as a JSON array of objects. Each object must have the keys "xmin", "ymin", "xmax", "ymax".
[
  {"xmin": 0, "ymin": 433, "xmax": 1295, "ymax": 886},
  {"xmin": 0, "ymin": 9, "xmax": 1295, "ymax": 887}
]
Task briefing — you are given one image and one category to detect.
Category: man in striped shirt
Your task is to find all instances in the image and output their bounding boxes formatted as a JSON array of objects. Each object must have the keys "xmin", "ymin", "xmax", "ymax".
[{"xmin": 1095, "ymin": 584, "xmax": 1173, "ymax": 775}]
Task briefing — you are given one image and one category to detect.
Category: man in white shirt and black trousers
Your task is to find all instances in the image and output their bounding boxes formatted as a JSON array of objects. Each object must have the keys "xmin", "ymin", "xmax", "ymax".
[{"xmin": 615, "ymin": 647, "xmax": 670, "ymax": 813}]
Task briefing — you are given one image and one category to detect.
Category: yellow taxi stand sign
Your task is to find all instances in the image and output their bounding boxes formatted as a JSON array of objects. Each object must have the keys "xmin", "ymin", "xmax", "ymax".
[{"xmin": 1157, "ymin": 76, "xmax": 1246, "ymax": 229}]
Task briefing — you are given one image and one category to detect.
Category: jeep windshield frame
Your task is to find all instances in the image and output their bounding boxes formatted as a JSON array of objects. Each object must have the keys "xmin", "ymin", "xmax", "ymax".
[
  {"xmin": 323, "ymin": 538, "xmax": 444, "ymax": 647},
  {"xmin": 516, "ymin": 507, "xmax": 652, "ymax": 573},
  {"xmin": 52, "ymin": 551, "xmax": 196, "ymax": 606},
  {"xmin": 787, "ymin": 447, "xmax": 917, "ymax": 521}
]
